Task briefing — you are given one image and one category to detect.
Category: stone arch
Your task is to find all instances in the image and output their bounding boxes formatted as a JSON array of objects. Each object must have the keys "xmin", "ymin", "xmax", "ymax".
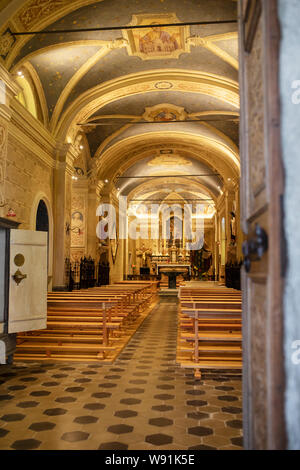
[{"xmin": 30, "ymin": 192, "xmax": 53, "ymax": 287}]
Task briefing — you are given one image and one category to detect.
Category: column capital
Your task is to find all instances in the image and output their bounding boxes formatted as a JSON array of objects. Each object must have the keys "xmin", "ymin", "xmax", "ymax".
[
  {"xmin": 87, "ymin": 167, "xmax": 99, "ymax": 188},
  {"xmin": 73, "ymin": 176, "xmax": 89, "ymax": 191},
  {"xmin": 96, "ymin": 181, "xmax": 105, "ymax": 198},
  {"xmin": 224, "ymin": 178, "xmax": 239, "ymax": 193},
  {"xmin": 55, "ymin": 141, "xmax": 80, "ymax": 174}
]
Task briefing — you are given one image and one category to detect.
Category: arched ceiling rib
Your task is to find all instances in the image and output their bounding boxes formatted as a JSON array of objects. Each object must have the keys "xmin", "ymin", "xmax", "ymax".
[
  {"xmin": 126, "ymin": 179, "xmax": 217, "ymax": 211},
  {"xmin": 115, "ymin": 156, "xmax": 223, "ymax": 198},
  {"xmin": 95, "ymin": 133, "xmax": 240, "ymax": 196},
  {"xmin": 0, "ymin": 0, "xmax": 240, "ymax": 197},
  {"xmin": 55, "ymin": 70, "xmax": 239, "ymax": 140}
]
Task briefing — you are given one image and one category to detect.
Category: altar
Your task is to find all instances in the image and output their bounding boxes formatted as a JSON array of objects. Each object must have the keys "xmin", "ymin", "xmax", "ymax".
[{"xmin": 157, "ymin": 263, "xmax": 191, "ymax": 289}]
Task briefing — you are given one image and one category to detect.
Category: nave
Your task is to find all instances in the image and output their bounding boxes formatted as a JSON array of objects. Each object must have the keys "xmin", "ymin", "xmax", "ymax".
[{"xmin": 0, "ymin": 298, "xmax": 242, "ymax": 451}]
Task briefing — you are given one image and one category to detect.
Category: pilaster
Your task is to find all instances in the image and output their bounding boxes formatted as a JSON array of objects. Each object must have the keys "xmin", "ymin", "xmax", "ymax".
[
  {"xmin": 0, "ymin": 63, "xmax": 18, "ymax": 219},
  {"xmin": 52, "ymin": 142, "xmax": 78, "ymax": 289}
]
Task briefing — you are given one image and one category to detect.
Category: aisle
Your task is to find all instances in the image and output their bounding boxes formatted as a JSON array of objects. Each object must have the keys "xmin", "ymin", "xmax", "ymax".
[{"xmin": 0, "ymin": 299, "xmax": 243, "ymax": 450}]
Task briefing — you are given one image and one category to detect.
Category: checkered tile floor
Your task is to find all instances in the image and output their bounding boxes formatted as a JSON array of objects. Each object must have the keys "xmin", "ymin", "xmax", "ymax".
[{"xmin": 0, "ymin": 299, "xmax": 243, "ymax": 450}]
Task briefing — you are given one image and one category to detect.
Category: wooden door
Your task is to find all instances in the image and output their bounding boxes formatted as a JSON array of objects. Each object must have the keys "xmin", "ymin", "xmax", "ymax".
[
  {"xmin": 8, "ymin": 229, "xmax": 47, "ymax": 334},
  {"xmin": 239, "ymin": 0, "xmax": 286, "ymax": 449}
]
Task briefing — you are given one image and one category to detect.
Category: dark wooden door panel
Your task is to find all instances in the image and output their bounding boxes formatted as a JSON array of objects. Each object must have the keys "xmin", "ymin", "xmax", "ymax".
[{"xmin": 239, "ymin": 0, "xmax": 285, "ymax": 449}]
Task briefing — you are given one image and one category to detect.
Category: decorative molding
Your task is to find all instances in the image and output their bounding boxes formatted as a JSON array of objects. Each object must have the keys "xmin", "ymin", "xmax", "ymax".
[
  {"xmin": 0, "ymin": 104, "xmax": 12, "ymax": 121},
  {"xmin": 143, "ymin": 103, "xmax": 187, "ymax": 122},
  {"xmin": 22, "ymin": 60, "xmax": 49, "ymax": 126},
  {"xmin": 0, "ymin": 62, "xmax": 21, "ymax": 102},
  {"xmin": 54, "ymin": 69, "xmax": 239, "ymax": 140},
  {"xmin": 0, "ymin": 120, "xmax": 7, "ymax": 208},
  {"xmin": 93, "ymin": 120, "xmax": 141, "ymax": 159},
  {"xmin": 96, "ymin": 128, "xmax": 239, "ymax": 172},
  {"xmin": 95, "ymin": 132, "xmax": 240, "ymax": 184},
  {"xmin": 71, "ymin": 189, "xmax": 87, "ymax": 249},
  {"xmin": 127, "ymin": 176, "xmax": 216, "ymax": 205},
  {"xmin": 186, "ymin": 36, "xmax": 208, "ymax": 47},
  {"xmin": 203, "ymin": 41, "xmax": 238, "ymax": 70},
  {"xmin": 9, "ymin": 97, "xmax": 56, "ymax": 168},
  {"xmin": 10, "ymin": 40, "xmax": 113, "ymax": 72},
  {"xmin": 17, "ymin": 0, "xmax": 69, "ymax": 30},
  {"xmin": 186, "ymin": 32, "xmax": 238, "ymax": 70},
  {"xmin": 109, "ymin": 38, "xmax": 129, "ymax": 50},
  {"xmin": 0, "ymin": 122, "xmax": 6, "ymax": 157},
  {"xmin": 55, "ymin": 141, "xmax": 78, "ymax": 171},
  {"xmin": 72, "ymin": 176, "xmax": 89, "ymax": 190},
  {"xmin": 0, "ymin": 28, "xmax": 15, "ymax": 60},
  {"xmin": 3, "ymin": 0, "xmax": 100, "ymax": 69},
  {"xmin": 50, "ymin": 46, "xmax": 111, "ymax": 132}
]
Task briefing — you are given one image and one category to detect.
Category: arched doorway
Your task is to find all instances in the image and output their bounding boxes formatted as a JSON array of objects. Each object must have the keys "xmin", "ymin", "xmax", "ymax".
[
  {"xmin": 36, "ymin": 200, "xmax": 49, "ymax": 233},
  {"xmin": 36, "ymin": 200, "xmax": 49, "ymax": 271},
  {"xmin": 33, "ymin": 198, "xmax": 53, "ymax": 289}
]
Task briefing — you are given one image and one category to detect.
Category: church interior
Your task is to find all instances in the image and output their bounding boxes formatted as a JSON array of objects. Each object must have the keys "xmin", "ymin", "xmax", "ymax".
[{"xmin": 0, "ymin": 0, "xmax": 299, "ymax": 452}]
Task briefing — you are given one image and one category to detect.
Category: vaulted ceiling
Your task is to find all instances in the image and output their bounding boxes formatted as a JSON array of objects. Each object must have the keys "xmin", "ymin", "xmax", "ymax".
[{"xmin": 0, "ymin": 0, "xmax": 240, "ymax": 203}]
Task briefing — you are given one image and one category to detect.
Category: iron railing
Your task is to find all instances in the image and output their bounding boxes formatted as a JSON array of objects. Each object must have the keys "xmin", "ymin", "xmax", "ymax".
[{"xmin": 65, "ymin": 257, "xmax": 110, "ymax": 291}]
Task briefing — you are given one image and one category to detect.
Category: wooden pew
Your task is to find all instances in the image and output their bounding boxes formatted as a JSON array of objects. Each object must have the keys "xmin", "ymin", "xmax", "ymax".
[
  {"xmin": 177, "ymin": 287, "xmax": 242, "ymax": 378},
  {"xmin": 16, "ymin": 283, "xmax": 156, "ymax": 363}
]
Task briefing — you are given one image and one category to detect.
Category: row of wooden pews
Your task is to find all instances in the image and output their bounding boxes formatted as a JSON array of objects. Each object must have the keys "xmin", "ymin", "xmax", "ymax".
[
  {"xmin": 177, "ymin": 286, "xmax": 242, "ymax": 378},
  {"xmin": 15, "ymin": 281, "xmax": 158, "ymax": 363}
]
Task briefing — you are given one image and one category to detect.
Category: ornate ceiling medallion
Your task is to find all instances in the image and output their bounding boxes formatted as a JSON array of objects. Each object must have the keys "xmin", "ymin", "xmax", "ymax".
[
  {"xmin": 18, "ymin": 0, "xmax": 70, "ymax": 30},
  {"xmin": 155, "ymin": 81, "xmax": 173, "ymax": 90},
  {"xmin": 123, "ymin": 13, "xmax": 190, "ymax": 60},
  {"xmin": 143, "ymin": 103, "xmax": 187, "ymax": 122}
]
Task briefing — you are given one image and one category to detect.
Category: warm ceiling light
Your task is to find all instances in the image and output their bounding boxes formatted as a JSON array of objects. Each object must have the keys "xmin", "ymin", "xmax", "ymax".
[
  {"xmin": 105, "ymin": 179, "xmax": 109, "ymax": 183},
  {"xmin": 79, "ymin": 145, "xmax": 84, "ymax": 150}
]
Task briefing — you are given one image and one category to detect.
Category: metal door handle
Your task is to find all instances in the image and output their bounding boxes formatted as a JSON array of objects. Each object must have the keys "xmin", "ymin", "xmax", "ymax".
[
  {"xmin": 12, "ymin": 269, "xmax": 27, "ymax": 286},
  {"xmin": 242, "ymin": 224, "xmax": 268, "ymax": 273}
]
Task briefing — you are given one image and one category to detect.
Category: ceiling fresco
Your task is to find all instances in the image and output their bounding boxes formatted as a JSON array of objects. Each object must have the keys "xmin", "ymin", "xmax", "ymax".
[
  {"xmin": 61, "ymin": 46, "xmax": 238, "ymax": 116},
  {"xmin": 84, "ymin": 91, "xmax": 238, "ymax": 158},
  {"xmin": 114, "ymin": 153, "xmax": 223, "ymax": 198},
  {"xmin": 0, "ymin": 0, "xmax": 240, "ymax": 203},
  {"xmin": 9, "ymin": 0, "xmax": 238, "ymax": 121}
]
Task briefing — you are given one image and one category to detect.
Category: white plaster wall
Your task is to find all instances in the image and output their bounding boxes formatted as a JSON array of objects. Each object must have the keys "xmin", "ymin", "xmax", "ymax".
[{"xmin": 278, "ymin": 0, "xmax": 300, "ymax": 450}]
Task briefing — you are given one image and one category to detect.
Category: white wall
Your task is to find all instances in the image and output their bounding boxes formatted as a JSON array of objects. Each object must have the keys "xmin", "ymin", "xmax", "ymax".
[{"xmin": 278, "ymin": 0, "xmax": 300, "ymax": 450}]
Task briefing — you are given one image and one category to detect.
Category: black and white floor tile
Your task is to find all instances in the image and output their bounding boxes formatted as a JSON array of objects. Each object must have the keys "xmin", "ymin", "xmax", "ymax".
[{"xmin": 0, "ymin": 299, "xmax": 243, "ymax": 450}]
